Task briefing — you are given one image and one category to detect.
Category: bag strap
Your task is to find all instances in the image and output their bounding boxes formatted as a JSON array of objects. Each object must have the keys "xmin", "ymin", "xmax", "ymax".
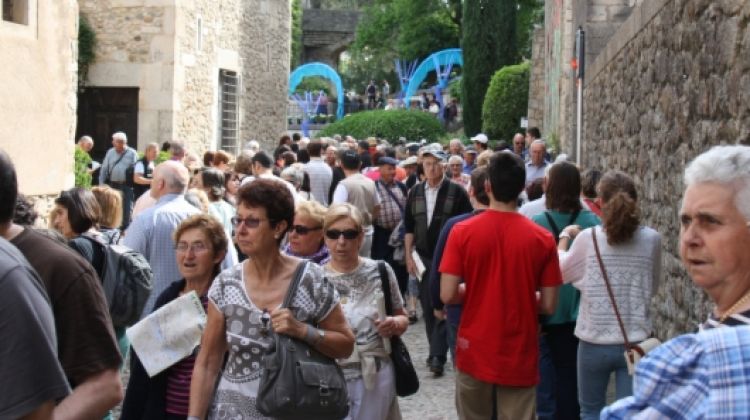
[
  {"xmin": 377, "ymin": 261, "xmax": 394, "ymax": 316},
  {"xmin": 376, "ymin": 180, "xmax": 405, "ymax": 213},
  {"xmin": 105, "ymin": 149, "xmax": 128, "ymax": 181},
  {"xmin": 591, "ymin": 229, "xmax": 632, "ymax": 349},
  {"xmin": 281, "ymin": 261, "xmax": 308, "ymax": 309},
  {"xmin": 543, "ymin": 212, "xmax": 561, "ymax": 240}
]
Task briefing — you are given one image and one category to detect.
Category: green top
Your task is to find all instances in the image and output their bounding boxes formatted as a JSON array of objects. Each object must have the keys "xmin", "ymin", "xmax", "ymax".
[
  {"xmin": 532, "ymin": 208, "xmax": 601, "ymax": 325},
  {"xmin": 74, "ymin": 147, "xmax": 92, "ymax": 188}
]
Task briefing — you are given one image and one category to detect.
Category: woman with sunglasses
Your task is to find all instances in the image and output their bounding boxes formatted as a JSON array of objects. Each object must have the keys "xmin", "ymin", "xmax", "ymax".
[
  {"xmin": 122, "ymin": 214, "xmax": 227, "ymax": 420},
  {"xmin": 322, "ymin": 203, "xmax": 409, "ymax": 420},
  {"xmin": 283, "ymin": 199, "xmax": 330, "ymax": 264},
  {"xmin": 188, "ymin": 179, "xmax": 354, "ymax": 419}
]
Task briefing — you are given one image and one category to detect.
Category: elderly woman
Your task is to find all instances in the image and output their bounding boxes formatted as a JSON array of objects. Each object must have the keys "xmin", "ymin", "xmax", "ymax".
[
  {"xmin": 557, "ymin": 171, "xmax": 661, "ymax": 420},
  {"xmin": 283, "ymin": 199, "xmax": 329, "ymax": 264},
  {"xmin": 322, "ymin": 203, "xmax": 409, "ymax": 420},
  {"xmin": 91, "ymin": 185, "xmax": 123, "ymax": 244},
  {"xmin": 531, "ymin": 161, "xmax": 600, "ymax": 420},
  {"xmin": 602, "ymin": 145, "xmax": 750, "ymax": 418},
  {"xmin": 447, "ymin": 155, "xmax": 471, "ymax": 189},
  {"xmin": 188, "ymin": 179, "xmax": 354, "ymax": 419},
  {"xmin": 121, "ymin": 214, "xmax": 228, "ymax": 420},
  {"xmin": 281, "ymin": 164, "xmax": 312, "ymax": 201}
]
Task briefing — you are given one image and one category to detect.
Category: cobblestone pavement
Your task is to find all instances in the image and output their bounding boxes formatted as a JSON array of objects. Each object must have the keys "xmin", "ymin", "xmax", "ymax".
[
  {"xmin": 398, "ymin": 317, "xmax": 458, "ymax": 420},
  {"xmin": 114, "ymin": 316, "xmax": 458, "ymax": 419}
]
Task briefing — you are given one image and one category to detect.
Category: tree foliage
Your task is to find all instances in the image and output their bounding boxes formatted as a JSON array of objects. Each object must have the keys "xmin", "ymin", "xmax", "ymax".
[
  {"xmin": 291, "ymin": 0, "xmax": 303, "ymax": 69},
  {"xmin": 460, "ymin": 0, "xmax": 518, "ymax": 136},
  {"xmin": 78, "ymin": 15, "xmax": 97, "ymax": 90},
  {"xmin": 317, "ymin": 109, "xmax": 445, "ymax": 142},
  {"xmin": 482, "ymin": 62, "xmax": 530, "ymax": 141}
]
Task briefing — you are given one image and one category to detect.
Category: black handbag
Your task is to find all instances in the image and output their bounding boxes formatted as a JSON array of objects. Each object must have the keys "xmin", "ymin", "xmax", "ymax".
[
  {"xmin": 256, "ymin": 261, "xmax": 349, "ymax": 419},
  {"xmin": 377, "ymin": 261, "xmax": 420, "ymax": 397}
]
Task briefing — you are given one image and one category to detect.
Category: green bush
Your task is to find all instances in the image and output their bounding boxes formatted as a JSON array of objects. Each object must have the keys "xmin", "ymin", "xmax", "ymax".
[
  {"xmin": 482, "ymin": 62, "xmax": 530, "ymax": 141},
  {"xmin": 448, "ymin": 77, "xmax": 462, "ymax": 102},
  {"xmin": 74, "ymin": 147, "xmax": 92, "ymax": 188},
  {"xmin": 294, "ymin": 77, "xmax": 333, "ymax": 97},
  {"xmin": 317, "ymin": 110, "xmax": 445, "ymax": 142}
]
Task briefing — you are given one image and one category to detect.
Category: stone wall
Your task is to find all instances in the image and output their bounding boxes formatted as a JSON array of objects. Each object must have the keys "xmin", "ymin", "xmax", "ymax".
[
  {"xmin": 582, "ymin": 0, "xmax": 750, "ymax": 337},
  {"xmin": 527, "ymin": 26, "xmax": 545, "ymax": 131},
  {"xmin": 0, "ymin": 0, "xmax": 78, "ymax": 195}
]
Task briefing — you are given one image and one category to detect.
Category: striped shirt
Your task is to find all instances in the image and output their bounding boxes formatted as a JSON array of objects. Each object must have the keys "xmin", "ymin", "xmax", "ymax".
[
  {"xmin": 374, "ymin": 180, "xmax": 406, "ymax": 230},
  {"xmin": 304, "ymin": 158, "xmax": 333, "ymax": 206},
  {"xmin": 165, "ymin": 295, "xmax": 209, "ymax": 415}
]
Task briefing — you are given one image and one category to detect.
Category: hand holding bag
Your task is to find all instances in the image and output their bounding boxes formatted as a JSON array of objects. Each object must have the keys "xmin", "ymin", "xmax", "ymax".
[
  {"xmin": 591, "ymin": 229, "xmax": 662, "ymax": 375},
  {"xmin": 378, "ymin": 261, "xmax": 420, "ymax": 397},
  {"xmin": 256, "ymin": 261, "xmax": 349, "ymax": 419}
]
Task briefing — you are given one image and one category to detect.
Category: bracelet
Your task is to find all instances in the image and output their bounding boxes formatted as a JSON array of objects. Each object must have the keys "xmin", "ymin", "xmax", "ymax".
[
  {"xmin": 558, "ymin": 231, "xmax": 571, "ymax": 240},
  {"xmin": 187, "ymin": 417, "xmax": 201, "ymax": 420},
  {"xmin": 305, "ymin": 325, "xmax": 324, "ymax": 346}
]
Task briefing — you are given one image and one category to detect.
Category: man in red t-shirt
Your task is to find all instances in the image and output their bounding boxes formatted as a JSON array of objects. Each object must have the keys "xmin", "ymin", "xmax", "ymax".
[{"xmin": 440, "ymin": 151, "xmax": 561, "ymax": 419}]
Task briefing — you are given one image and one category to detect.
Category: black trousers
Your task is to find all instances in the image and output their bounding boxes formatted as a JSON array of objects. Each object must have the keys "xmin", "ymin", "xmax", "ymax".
[
  {"xmin": 545, "ymin": 322, "xmax": 581, "ymax": 420},
  {"xmin": 418, "ymin": 256, "xmax": 448, "ymax": 364},
  {"xmin": 372, "ymin": 225, "xmax": 408, "ymax": 296}
]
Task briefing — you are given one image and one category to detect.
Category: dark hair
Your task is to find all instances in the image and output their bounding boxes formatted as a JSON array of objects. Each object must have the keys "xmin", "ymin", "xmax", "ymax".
[
  {"xmin": 384, "ymin": 147, "xmax": 396, "ymax": 158},
  {"xmin": 235, "ymin": 151, "xmax": 254, "ymax": 175},
  {"xmin": 212, "ymin": 150, "xmax": 231, "ymax": 167},
  {"xmin": 203, "ymin": 151, "xmax": 216, "ymax": 167},
  {"xmin": 527, "ymin": 127, "xmax": 541, "ymax": 139},
  {"xmin": 14, "ymin": 194, "xmax": 38, "ymax": 226},
  {"xmin": 236, "ymin": 178, "xmax": 294, "ymax": 240},
  {"xmin": 470, "ymin": 166, "xmax": 490, "ymax": 206},
  {"xmin": 279, "ymin": 134, "xmax": 291, "ymax": 146},
  {"xmin": 493, "ymin": 141, "xmax": 510, "ymax": 152},
  {"xmin": 0, "ymin": 150, "xmax": 17, "ymax": 224},
  {"xmin": 252, "ymin": 151, "xmax": 273, "ymax": 169},
  {"xmin": 281, "ymin": 151, "xmax": 297, "ymax": 168},
  {"xmin": 487, "ymin": 151, "xmax": 526, "ymax": 203},
  {"xmin": 598, "ymin": 171, "xmax": 640, "ymax": 245},
  {"xmin": 525, "ymin": 178, "xmax": 544, "ymax": 202},
  {"xmin": 358, "ymin": 140, "xmax": 369, "ymax": 151},
  {"xmin": 297, "ymin": 149, "xmax": 310, "ymax": 164},
  {"xmin": 55, "ymin": 188, "xmax": 101, "ymax": 234},
  {"xmin": 545, "ymin": 162, "xmax": 582, "ymax": 213},
  {"xmin": 307, "ymin": 141, "xmax": 323, "ymax": 157},
  {"xmin": 581, "ymin": 169, "xmax": 602, "ymax": 199},
  {"xmin": 273, "ymin": 145, "xmax": 291, "ymax": 162},
  {"xmin": 301, "ymin": 171, "xmax": 311, "ymax": 193},
  {"xmin": 161, "ymin": 141, "xmax": 171, "ymax": 152},
  {"xmin": 201, "ymin": 168, "xmax": 226, "ymax": 201},
  {"xmin": 292, "ymin": 133, "xmax": 301, "ymax": 142}
]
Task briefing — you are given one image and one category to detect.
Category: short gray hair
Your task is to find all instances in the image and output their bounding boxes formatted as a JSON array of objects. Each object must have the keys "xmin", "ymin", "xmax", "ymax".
[
  {"xmin": 684, "ymin": 144, "xmax": 750, "ymax": 220},
  {"xmin": 112, "ymin": 131, "xmax": 127, "ymax": 142},
  {"xmin": 78, "ymin": 135, "xmax": 93, "ymax": 145},
  {"xmin": 531, "ymin": 139, "xmax": 546, "ymax": 149}
]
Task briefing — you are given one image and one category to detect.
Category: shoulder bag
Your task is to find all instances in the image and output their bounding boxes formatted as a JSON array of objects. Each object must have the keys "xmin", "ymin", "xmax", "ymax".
[
  {"xmin": 591, "ymin": 229, "xmax": 661, "ymax": 375},
  {"xmin": 378, "ymin": 261, "xmax": 419, "ymax": 396},
  {"xmin": 256, "ymin": 261, "xmax": 349, "ymax": 419}
]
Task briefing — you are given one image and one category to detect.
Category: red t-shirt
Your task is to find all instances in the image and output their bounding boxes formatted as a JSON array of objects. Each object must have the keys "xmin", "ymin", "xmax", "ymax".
[{"xmin": 439, "ymin": 210, "xmax": 562, "ymax": 386}]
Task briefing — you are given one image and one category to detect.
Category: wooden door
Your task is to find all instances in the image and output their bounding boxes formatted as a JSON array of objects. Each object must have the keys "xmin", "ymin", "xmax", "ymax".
[{"xmin": 76, "ymin": 88, "xmax": 139, "ymax": 163}]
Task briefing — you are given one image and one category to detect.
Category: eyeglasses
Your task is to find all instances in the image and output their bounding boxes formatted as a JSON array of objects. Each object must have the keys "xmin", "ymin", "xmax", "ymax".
[
  {"xmin": 231, "ymin": 216, "xmax": 267, "ymax": 229},
  {"xmin": 175, "ymin": 242, "xmax": 210, "ymax": 253},
  {"xmin": 290, "ymin": 225, "xmax": 322, "ymax": 235},
  {"xmin": 325, "ymin": 229, "xmax": 360, "ymax": 240}
]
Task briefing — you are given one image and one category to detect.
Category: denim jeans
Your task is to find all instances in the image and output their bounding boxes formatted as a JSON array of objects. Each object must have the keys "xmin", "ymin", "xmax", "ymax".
[
  {"xmin": 536, "ymin": 335, "xmax": 555, "ymax": 420},
  {"xmin": 577, "ymin": 340, "xmax": 633, "ymax": 420}
]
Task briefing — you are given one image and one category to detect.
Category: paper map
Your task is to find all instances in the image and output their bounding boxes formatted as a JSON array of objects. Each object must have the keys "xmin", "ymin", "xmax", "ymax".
[{"xmin": 126, "ymin": 290, "xmax": 207, "ymax": 377}]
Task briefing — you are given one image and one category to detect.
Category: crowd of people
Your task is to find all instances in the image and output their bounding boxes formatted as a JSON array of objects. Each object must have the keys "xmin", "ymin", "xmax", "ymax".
[{"xmin": 3, "ymin": 128, "xmax": 750, "ymax": 420}]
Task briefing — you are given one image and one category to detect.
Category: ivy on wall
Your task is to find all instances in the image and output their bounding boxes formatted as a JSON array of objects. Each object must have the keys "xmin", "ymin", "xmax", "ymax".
[{"xmin": 78, "ymin": 15, "xmax": 97, "ymax": 91}]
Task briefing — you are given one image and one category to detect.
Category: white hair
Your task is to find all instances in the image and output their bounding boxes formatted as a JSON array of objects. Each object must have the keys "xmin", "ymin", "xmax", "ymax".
[
  {"xmin": 281, "ymin": 164, "xmax": 304, "ymax": 187},
  {"xmin": 531, "ymin": 139, "xmax": 547, "ymax": 149},
  {"xmin": 78, "ymin": 135, "xmax": 93, "ymax": 145},
  {"xmin": 112, "ymin": 131, "xmax": 127, "ymax": 142},
  {"xmin": 448, "ymin": 155, "xmax": 464, "ymax": 165},
  {"xmin": 684, "ymin": 144, "xmax": 750, "ymax": 220},
  {"xmin": 244, "ymin": 140, "xmax": 260, "ymax": 152}
]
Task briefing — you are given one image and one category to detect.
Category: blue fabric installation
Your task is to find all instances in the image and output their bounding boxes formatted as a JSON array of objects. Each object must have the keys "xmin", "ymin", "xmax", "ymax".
[
  {"xmin": 403, "ymin": 48, "xmax": 463, "ymax": 109},
  {"xmin": 288, "ymin": 62, "xmax": 345, "ymax": 120}
]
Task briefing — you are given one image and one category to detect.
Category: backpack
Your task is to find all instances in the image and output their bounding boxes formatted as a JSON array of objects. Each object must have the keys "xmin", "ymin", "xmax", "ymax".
[{"xmin": 84, "ymin": 234, "xmax": 154, "ymax": 327}]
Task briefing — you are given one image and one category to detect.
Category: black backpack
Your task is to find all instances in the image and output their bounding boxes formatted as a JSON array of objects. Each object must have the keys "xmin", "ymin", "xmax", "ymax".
[{"xmin": 84, "ymin": 234, "xmax": 154, "ymax": 326}]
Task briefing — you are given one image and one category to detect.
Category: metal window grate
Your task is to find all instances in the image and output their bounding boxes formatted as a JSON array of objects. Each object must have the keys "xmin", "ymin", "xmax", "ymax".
[{"xmin": 218, "ymin": 69, "xmax": 239, "ymax": 155}]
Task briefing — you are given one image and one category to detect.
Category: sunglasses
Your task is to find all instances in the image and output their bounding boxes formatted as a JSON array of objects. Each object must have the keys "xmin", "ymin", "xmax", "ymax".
[
  {"xmin": 290, "ymin": 225, "xmax": 322, "ymax": 235},
  {"xmin": 231, "ymin": 216, "xmax": 267, "ymax": 229},
  {"xmin": 325, "ymin": 229, "xmax": 360, "ymax": 240}
]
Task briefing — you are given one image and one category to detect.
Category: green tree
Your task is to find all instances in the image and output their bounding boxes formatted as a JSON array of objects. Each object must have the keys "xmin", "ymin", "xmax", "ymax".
[
  {"xmin": 291, "ymin": 0, "xmax": 303, "ymax": 69},
  {"xmin": 460, "ymin": 0, "xmax": 518, "ymax": 136},
  {"xmin": 482, "ymin": 62, "xmax": 530, "ymax": 141}
]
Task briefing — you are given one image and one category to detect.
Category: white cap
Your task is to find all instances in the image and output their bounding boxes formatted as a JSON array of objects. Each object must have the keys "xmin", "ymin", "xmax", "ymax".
[
  {"xmin": 471, "ymin": 133, "xmax": 488, "ymax": 144},
  {"xmin": 399, "ymin": 156, "xmax": 418, "ymax": 167}
]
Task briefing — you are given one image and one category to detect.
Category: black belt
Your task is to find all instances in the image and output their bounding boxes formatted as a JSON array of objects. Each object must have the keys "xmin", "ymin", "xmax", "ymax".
[{"xmin": 110, "ymin": 181, "xmax": 127, "ymax": 185}]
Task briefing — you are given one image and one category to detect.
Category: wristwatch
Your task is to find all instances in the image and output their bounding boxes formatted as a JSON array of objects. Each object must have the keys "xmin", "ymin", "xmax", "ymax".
[{"xmin": 315, "ymin": 328, "xmax": 326, "ymax": 345}]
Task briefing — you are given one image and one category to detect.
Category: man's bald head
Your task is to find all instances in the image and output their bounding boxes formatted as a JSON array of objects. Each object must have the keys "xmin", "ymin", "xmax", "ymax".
[{"xmin": 151, "ymin": 161, "xmax": 189, "ymax": 198}]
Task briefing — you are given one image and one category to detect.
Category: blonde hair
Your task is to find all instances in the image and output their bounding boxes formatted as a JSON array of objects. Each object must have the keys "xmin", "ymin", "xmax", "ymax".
[
  {"xmin": 296, "ymin": 197, "xmax": 327, "ymax": 226},
  {"xmin": 476, "ymin": 150, "xmax": 494, "ymax": 168},
  {"xmin": 323, "ymin": 203, "xmax": 364, "ymax": 232},
  {"xmin": 91, "ymin": 185, "xmax": 123, "ymax": 229}
]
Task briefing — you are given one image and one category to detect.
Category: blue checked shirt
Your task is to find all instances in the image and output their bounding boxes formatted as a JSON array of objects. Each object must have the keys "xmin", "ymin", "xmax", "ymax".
[
  {"xmin": 602, "ymin": 325, "xmax": 750, "ymax": 419},
  {"xmin": 123, "ymin": 193, "xmax": 200, "ymax": 317}
]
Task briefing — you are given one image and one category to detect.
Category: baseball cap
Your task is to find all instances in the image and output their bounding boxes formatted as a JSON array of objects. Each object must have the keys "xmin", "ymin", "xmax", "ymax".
[
  {"xmin": 377, "ymin": 156, "xmax": 399, "ymax": 166},
  {"xmin": 421, "ymin": 149, "xmax": 447, "ymax": 162},
  {"xmin": 399, "ymin": 156, "xmax": 418, "ymax": 167},
  {"xmin": 464, "ymin": 146, "xmax": 478, "ymax": 155},
  {"xmin": 471, "ymin": 133, "xmax": 489, "ymax": 144}
]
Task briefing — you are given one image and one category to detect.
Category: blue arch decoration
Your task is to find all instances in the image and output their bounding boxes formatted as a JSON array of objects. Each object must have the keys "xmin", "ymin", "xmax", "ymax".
[
  {"xmin": 288, "ymin": 62, "xmax": 345, "ymax": 120},
  {"xmin": 403, "ymin": 48, "xmax": 463, "ymax": 109}
]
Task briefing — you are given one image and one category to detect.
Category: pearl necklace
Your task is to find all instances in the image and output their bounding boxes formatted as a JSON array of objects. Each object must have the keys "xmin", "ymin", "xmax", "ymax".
[{"xmin": 718, "ymin": 289, "xmax": 750, "ymax": 323}]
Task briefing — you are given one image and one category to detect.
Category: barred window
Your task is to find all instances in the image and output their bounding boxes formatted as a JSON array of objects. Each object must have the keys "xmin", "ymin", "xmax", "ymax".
[{"xmin": 218, "ymin": 69, "xmax": 239, "ymax": 155}]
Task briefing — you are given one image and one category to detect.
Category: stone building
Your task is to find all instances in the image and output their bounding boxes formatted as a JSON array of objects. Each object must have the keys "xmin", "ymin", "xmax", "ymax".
[
  {"xmin": 0, "ymin": 0, "xmax": 79, "ymax": 204},
  {"xmin": 78, "ymin": 0, "xmax": 292, "ymax": 161},
  {"xmin": 534, "ymin": 0, "xmax": 750, "ymax": 337}
]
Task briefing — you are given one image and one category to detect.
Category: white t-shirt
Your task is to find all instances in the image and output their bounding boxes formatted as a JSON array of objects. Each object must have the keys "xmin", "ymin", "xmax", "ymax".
[{"xmin": 134, "ymin": 160, "xmax": 155, "ymax": 175}]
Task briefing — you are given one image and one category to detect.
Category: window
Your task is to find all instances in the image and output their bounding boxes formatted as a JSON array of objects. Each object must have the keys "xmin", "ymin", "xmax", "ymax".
[
  {"xmin": 2, "ymin": 0, "xmax": 29, "ymax": 25},
  {"xmin": 218, "ymin": 70, "xmax": 239, "ymax": 155}
]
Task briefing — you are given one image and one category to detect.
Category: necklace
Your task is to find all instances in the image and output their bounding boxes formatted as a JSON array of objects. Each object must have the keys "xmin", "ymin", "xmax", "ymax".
[{"xmin": 718, "ymin": 289, "xmax": 750, "ymax": 323}]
